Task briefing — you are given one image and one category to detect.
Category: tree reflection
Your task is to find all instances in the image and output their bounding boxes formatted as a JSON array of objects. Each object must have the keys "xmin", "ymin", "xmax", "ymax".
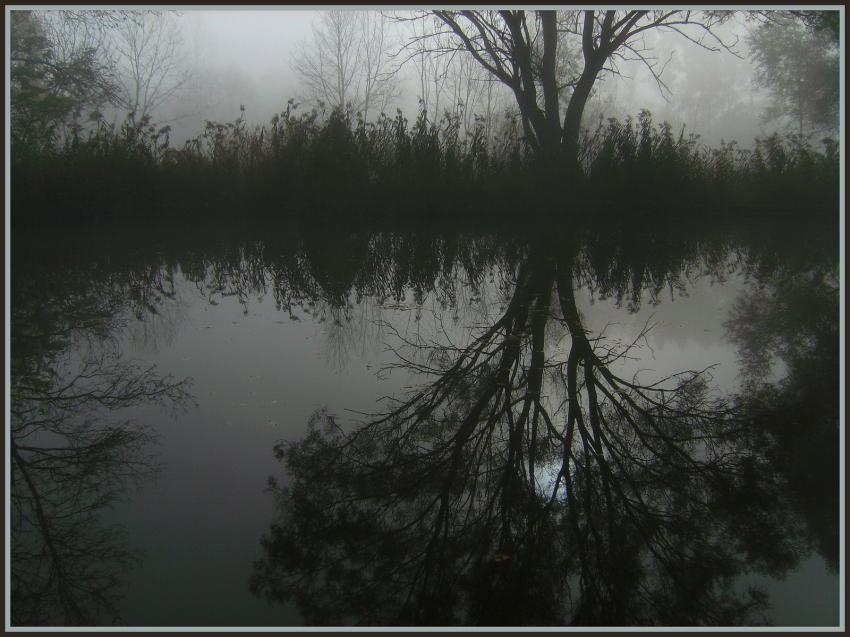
[
  {"xmin": 11, "ymin": 220, "xmax": 837, "ymax": 626},
  {"xmin": 10, "ymin": 266, "xmax": 193, "ymax": 626},
  {"xmin": 250, "ymin": 241, "xmax": 834, "ymax": 626},
  {"xmin": 725, "ymin": 268, "xmax": 839, "ymax": 572}
]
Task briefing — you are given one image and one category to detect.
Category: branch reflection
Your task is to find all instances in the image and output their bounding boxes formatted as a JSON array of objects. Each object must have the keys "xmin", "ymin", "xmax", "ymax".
[
  {"xmin": 251, "ymin": 242, "xmax": 837, "ymax": 626},
  {"xmin": 10, "ymin": 268, "xmax": 193, "ymax": 626}
]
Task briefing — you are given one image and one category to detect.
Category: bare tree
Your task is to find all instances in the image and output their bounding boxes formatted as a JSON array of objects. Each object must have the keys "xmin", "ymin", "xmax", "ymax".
[
  {"xmin": 291, "ymin": 10, "xmax": 397, "ymax": 119},
  {"xmin": 360, "ymin": 11, "xmax": 398, "ymax": 118},
  {"xmin": 408, "ymin": 16, "xmax": 450, "ymax": 124},
  {"xmin": 399, "ymin": 10, "xmax": 738, "ymax": 173},
  {"xmin": 109, "ymin": 11, "xmax": 191, "ymax": 124}
]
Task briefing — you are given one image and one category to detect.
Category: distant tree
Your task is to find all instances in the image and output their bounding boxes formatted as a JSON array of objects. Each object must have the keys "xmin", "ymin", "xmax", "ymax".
[
  {"xmin": 656, "ymin": 32, "xmax": 759, "ymax": 146},
  {"xmin": 359, "ymin": 12, "xmax": 399, "ymax": 118},
  {"xmin": 408, "ymin": 17, "xmax": 452, "ymax": 124},
  {"xmin": 748, "ymin": 13, "xmax": 839, "ymax": 137},
  {"xmin": 291, "ymin": 10, "xmax": 398, "ymax": 119},
  {"xmin": 406, "ymin": 16, "xmax": 512, "ymax": 142},
  {"xmin": 110, "ymin": 11, "xmax": 191, "ymax": 124},
  {"xmin": 443, "ymin": 52, "xmax": 502, "ymax": 140}
]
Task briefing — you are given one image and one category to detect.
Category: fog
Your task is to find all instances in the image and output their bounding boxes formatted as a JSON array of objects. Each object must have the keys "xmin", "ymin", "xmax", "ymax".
[
  {"xmin": 152, "ymin": 11, "xmax": 317, "ymax": 141},
  {"xmin": 83, "ymin": 9, "xmax": 778, "ymax": 149}
]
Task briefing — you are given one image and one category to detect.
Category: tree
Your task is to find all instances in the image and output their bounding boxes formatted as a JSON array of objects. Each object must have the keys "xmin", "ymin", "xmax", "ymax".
[
  {"xmin": 403, "ymin": 10, "xmax": 737, "ymax": 174},
  {"xmin": 109, "ymin": 11, "xmax": 191, "ymax": 124},
  {"xmin": 651, "ymin": 28, "xmax": 759, "ymax": 148},
  {"xmin": 748, "ymin": 13, "xmax": 839, "ymax": 137},
  {"xmin": 291, "ymin": 10, "xmax": 397, "ymax": 119},
  {"xmin": 9, "ymin": 9, "xmax": 188, "ymax": 144},
  {"xmin": 359, "ymin": 12, "xmax": 399, "ymax": 118},
  {"xmin": 408, "ymin": 17, "xmax": 452, "ymax": 125},
  {"xmin": 9, "ymin": 10, "xmax": 118, "ymax": 147}
]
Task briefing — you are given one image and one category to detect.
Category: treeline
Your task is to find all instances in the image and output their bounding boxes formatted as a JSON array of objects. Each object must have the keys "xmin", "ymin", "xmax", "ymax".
[{"xmin": 11, "ymin": 104, "xmax": 840, "ymax": 225}]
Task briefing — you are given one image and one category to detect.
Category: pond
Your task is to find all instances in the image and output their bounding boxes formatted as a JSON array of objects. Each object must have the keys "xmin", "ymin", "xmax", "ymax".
[{"xmin": 9, "ymin": 216, "xmax": 840, "ymax": 627}]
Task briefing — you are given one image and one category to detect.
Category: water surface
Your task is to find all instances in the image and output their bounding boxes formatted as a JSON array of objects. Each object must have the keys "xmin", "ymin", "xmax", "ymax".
[{"xmin": 10, "ymin": 218, "xmax": 840, "ymax": 627}]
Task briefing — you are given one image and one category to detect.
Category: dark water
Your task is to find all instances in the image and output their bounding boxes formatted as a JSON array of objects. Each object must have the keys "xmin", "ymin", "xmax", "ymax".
[{"xmin": 9, "ymin": 217, "xmax": 840, "ymax": 627}]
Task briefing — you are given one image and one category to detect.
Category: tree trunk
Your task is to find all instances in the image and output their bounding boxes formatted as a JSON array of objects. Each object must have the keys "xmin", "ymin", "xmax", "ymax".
[
  {"xmin": 561, "ymin": 69, "xmax": 597, "ymax": 176},
  {"xmin": 540, "ymin": 10, "xmax": 561, "ymax": 161}
]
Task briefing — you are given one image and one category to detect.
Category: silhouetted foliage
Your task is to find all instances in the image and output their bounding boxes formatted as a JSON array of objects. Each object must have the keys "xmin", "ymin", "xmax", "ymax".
[{"xmin": 11, "ymin": 101, "xmax": 839, "ymax": 226}]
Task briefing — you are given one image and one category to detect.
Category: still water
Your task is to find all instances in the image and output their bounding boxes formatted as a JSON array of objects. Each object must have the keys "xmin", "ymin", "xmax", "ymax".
[{"xmin": 10, "ymin": 218, "xmax": 840, "ymax": 627}]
